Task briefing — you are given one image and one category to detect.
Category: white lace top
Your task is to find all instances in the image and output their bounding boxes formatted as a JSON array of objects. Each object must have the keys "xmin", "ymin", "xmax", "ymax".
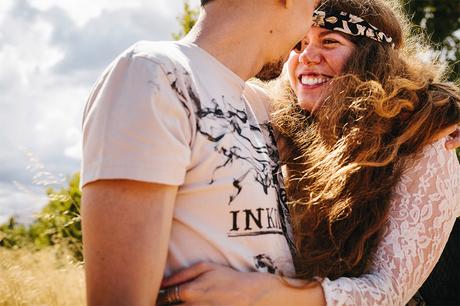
[{"xmin": 321, "ymin": 138, "xmax": 460, "ymax": 306}]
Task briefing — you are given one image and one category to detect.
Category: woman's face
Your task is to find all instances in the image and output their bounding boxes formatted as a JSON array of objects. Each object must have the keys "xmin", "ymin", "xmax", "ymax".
[{"xmin": 287, "ymin": 27, "xmax": 356, "ymax": 112}]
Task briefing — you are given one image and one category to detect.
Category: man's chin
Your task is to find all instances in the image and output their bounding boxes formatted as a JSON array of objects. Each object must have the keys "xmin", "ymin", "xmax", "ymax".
[{"xmin": 256, "ymin": 59, "xmax": 284, "ymax": 81}]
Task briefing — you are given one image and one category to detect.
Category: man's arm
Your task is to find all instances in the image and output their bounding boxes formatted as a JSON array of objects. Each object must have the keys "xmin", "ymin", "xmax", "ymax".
[{"xmin": 82, "ymin": 179, "xmax": 178, "ymax": 306}]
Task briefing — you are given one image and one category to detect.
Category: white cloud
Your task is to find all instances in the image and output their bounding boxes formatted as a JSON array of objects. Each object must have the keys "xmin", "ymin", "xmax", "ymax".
[
  {"xmin": 50, "ymin": 7, "xmax": 179, "ymax": 78},
  {"xmin": 0, "ymin": 182, "xmax": 49, "ymax": 225},
  {"xmin": 27, "ymin": 0, "xmax": 200, "ymax": 26},
  {"xmin": 0, "ymin": 6, "xmax": 63, "ymax": 89},
  {"xmin": 0, "ymin": 0, "xmax": 201, "ymax": 223},
  {"xmin": 64, "ymin": 128, "xmax": 83, "ymax": 161},
  {"xmin": 29, "ymin": 0, "xmax": 141, "ymax": 26},
  {"xmin": 0, "ymin": 0, "xmax": 14, "ymax": 23}
]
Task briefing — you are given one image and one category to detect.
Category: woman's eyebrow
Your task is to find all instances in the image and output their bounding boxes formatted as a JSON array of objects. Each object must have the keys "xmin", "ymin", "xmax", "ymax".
[
  {"xmin": 318, "ymin": 31, "xmax": 353, "ymax": 42},
  {"xmin": 318, "ymin": 31, "xmax": 345, "ymax": 38}
]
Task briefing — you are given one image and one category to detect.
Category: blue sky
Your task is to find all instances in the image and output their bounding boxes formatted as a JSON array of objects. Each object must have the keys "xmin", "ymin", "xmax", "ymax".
[{"xmin": 0, "ymin": 0, "xmax": 200, "ymax": 224}]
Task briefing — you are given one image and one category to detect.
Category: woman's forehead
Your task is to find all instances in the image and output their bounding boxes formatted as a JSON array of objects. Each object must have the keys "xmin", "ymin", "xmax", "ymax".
[{"xmin": 308, "ymin": 27, "xmax": 352, "ymax": 40}]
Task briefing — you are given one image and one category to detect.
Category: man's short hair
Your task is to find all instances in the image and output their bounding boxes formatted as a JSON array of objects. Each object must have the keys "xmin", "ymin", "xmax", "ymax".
[{"xmin": 201, "ymin": 0, "xmax": 213, "ymax": 6}]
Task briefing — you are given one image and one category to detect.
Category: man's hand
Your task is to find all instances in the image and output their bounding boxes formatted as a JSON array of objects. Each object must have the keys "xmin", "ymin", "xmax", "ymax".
[{"xmin": 82, "ymin": 179, "xmax": 178, "ymax": 306}]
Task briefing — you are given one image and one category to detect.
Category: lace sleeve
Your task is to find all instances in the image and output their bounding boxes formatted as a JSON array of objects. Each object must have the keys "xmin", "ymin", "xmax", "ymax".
[{"xmin": 321, "ymin": 138, "xmax": 460, "ymax": 306}]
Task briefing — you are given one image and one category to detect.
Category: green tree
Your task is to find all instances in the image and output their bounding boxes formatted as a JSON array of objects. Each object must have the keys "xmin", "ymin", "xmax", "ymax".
[
  {"xmin": 172, "ymin": 0, "xmax": 199, "ymax": 40},
  {"xmin": 0, "ymin": 173, "xmax": 82, "ymax": 261},
  {"xmin": 404, "ymin": 0, "xmax": 460, "ymax": 81},
  {"xmin": 29, "ymin": 173, "xmax": 82, "ymax": 260},
  {"xmin": 403, "ymin": 1, "xmax": 460, "ymax": 161},
  {"xmin": 0, "ymin": 217, "xmax": 29, "ymax": 249}
]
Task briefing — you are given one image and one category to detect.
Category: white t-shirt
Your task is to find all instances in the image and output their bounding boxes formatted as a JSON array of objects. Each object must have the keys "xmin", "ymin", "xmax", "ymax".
[{"xmin": 81, "ymin": 41, "xmax": 295, "ymax": 277}]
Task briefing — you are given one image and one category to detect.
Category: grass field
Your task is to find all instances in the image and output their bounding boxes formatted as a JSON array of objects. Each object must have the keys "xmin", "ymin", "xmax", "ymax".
[{"xmin": 0, "ymin": 247, "xmax": 85, "ymax": 306}]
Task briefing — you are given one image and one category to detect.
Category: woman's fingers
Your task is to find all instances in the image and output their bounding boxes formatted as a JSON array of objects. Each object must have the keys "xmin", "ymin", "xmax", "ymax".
[
  {"xmin": 431, "ymin": 125, "xmax": 460, "ymax": 150},
  {"xmin": 157, "ymin": 276, "xmax": 202, "ymax": 304},
  {"xmin": 160, "ymin": 262, "xmax": 235, "ymax": 305},
  {"xmin": 445, "ymin": 127, "xmax": 460, "ymax": 150},
  {"xmin": 171, "ymin": 281, "xmax": 193, "ymax": 304},
  {"xmin": 161, "ymin": 262, "xmax": 217, "ymax": 287},
  {"xmin": 432, "ymin": 125, "xmax": 455, "ymax": 142}
]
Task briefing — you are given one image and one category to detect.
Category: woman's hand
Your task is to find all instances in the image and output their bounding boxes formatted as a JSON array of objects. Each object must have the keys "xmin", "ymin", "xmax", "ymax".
[
  {"xmin": 161, "ymin": 262, "xmax": 280, "ymax": 306},
  {"xmin": 160, "ymin": 262, "xmax": 325, "ymax": 306},
  {"xmin": 435, "ymin": 125, "xmax": 460, "ymax": 150},
  {"xmin": 446, "ymin": 126, "xmax": 460, "ymax": 150}
]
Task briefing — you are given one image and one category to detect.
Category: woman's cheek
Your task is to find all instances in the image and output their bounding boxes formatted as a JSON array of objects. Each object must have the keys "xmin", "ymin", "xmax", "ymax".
[{"xmin": 287, "ymin": 52, "xmax": 299, "ymax": 91}]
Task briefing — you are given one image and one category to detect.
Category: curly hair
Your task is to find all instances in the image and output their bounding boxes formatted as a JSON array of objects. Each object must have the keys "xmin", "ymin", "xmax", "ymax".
[{"xmin": 269, "ymin": 0, "xmax": 460, "ymax": 280}]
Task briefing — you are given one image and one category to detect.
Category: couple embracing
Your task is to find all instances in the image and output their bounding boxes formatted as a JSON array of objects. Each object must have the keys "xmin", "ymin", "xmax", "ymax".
[{"xmin": 81, "ymin": 0, "xmax": 460, "ymax": 305}]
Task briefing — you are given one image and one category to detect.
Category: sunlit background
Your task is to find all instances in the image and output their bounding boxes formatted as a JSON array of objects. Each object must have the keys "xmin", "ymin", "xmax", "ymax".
[{"xmin": 0, "ymin": 0, "xmax": 200, "ymax": 224}]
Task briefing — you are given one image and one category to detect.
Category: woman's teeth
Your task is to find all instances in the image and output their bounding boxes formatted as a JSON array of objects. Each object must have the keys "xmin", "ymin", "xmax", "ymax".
[{"xmin": 300, "ymin": 76, "xmax": 329, "ymax": 86}]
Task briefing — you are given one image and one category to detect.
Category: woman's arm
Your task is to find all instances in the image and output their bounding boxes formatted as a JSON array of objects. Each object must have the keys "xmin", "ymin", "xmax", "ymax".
[
  {"xmin": 162, "ymin": 138, "xmax": 459, "ymax": 306},
  {"xmin": 321, "ymin": 137, "xmax": 460, "ymax": 306}
]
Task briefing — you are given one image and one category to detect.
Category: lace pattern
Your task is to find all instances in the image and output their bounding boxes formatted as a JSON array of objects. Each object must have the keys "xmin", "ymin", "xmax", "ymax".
[{"xmin": 322, "ymin": 138, "xmax": 460, "ymax": 306}]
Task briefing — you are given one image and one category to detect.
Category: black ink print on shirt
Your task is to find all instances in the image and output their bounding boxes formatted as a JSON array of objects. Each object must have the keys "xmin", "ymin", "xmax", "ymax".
[
  {"xmin": 167, "ymin": 69, "xmax": 294, "ymax": 250},
  {"xmin": 254, "ymin": 254, "xmax": 278, "ymax": 274}
]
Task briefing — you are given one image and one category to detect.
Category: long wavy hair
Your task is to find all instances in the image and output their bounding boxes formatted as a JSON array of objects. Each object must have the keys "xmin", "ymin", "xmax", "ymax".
[{"xmin": 269, "ymin": 0, "xmax": 460, "ymax": 280}]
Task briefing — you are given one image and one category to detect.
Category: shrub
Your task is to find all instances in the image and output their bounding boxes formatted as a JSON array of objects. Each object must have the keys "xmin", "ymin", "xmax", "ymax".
[{"xmin": 0, "ymin": 173, "xmax": 82, "ymax": 261}]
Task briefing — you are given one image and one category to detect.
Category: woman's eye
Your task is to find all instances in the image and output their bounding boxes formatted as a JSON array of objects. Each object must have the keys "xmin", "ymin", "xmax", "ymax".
[{"xmin": 323, "ymin": 39, "xmax": 339, "ymax": 45}]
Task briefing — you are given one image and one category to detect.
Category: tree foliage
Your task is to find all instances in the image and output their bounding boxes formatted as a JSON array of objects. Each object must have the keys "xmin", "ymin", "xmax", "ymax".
[
  {"xmin": 0, "ymin": 173, "xmax": 82, "ymax": 261},
  {"xmin": 172, "ymin": 0, "xmax": 199, "ymax": 40},
  {"xmin": 403, "ymin": 0, "xmax": 460, "ymax": 81},
  {"xmin": 0, "ymin": 218, "xmax": 29, "ymax": 249},
  {"xmin": 401, "ymin": 0, "xmax": 460, "ymax": 160}
]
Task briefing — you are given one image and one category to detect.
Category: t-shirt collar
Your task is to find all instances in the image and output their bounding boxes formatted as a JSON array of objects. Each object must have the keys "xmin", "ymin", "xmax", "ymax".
[{"xmin": 177, "ymin": 41, "xmax": 246, "ymax": 94}]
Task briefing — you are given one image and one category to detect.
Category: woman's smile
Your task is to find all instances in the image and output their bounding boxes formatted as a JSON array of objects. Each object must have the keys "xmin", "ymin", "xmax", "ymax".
[{"xmin": 287, "ymin": 27, "xmax": 356, "ymax": 112}]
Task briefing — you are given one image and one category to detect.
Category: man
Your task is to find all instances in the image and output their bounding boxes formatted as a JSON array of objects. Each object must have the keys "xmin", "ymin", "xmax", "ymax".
[{"xmin": 81, "ymin": 1, "xmax": 318, "ymax": 305}]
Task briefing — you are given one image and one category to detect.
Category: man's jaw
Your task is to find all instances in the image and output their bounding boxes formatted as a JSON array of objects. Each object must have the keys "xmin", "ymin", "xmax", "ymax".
[{"xmin": 256, "ymin": 58, "xmax": 285, "ymax": 81}]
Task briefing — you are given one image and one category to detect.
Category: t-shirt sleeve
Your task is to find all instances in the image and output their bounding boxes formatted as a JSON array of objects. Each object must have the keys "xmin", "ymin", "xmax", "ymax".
[{"xmin": 81, "ymin": 52, "xmax": 192, "ymax": 187}]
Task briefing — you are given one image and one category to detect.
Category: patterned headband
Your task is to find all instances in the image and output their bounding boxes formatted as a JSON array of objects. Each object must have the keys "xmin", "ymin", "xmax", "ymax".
[{"xmin": 312, "ymin": 9, "xmax": 395, "ymax": 48}]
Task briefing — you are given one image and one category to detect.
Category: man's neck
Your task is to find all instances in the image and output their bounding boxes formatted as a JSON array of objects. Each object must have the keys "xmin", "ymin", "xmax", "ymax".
[{"xmin": 182, "ymin": 10, "xmax": 273, "ymax": 81}]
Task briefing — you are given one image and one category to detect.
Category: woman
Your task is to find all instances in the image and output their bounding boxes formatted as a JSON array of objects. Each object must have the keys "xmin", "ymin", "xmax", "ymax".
[{"xmin": 160, "ymin": 0, "xmax": 460, "ymax": 304}]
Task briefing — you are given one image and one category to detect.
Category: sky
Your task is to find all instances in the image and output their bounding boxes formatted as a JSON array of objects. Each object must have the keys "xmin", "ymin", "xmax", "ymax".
[{"xmin": 0, "ymin": 0, "xmax": 200, "ymax": 224}]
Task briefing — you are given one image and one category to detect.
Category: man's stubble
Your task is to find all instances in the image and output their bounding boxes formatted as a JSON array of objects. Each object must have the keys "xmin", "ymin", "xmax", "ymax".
[{"xmin": 256, "ymin": 57, "xmax": 285, "ymax": 81}]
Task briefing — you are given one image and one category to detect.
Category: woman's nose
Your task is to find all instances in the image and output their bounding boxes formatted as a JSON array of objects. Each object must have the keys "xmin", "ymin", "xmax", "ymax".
[{"xmin": 298, "ymin": 45, "xmax": 322, "ymax": 65}]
